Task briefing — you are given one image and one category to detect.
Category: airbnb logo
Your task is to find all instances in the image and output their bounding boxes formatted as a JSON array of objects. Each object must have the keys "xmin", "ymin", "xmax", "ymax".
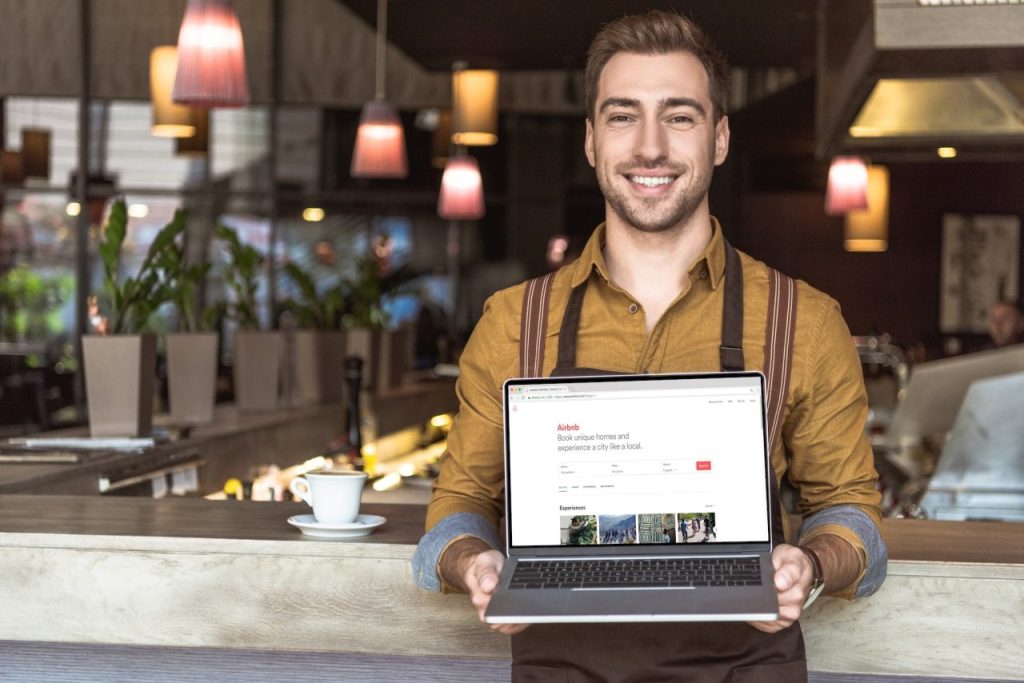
[{"xmin": 557, "ymin": 423, "xmax": 580, "ymax": 431}]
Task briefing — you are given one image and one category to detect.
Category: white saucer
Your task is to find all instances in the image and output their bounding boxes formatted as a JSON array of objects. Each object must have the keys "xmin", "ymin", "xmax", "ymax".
[{"xmin": 287, "ymin": 514, "xmax": 386, "ymax": 539}]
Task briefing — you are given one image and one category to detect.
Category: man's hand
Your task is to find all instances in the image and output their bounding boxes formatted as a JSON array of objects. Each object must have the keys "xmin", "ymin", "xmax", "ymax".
[
  {"xmin": 748, "ymin": 543, "xmax": 813, "ymax": 634},
  {"xmin": 440, "ymin": 537, "xmax": 530, "ymax": 635}
]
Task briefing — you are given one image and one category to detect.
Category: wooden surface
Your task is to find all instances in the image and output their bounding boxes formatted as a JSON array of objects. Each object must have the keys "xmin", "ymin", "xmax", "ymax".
[{"xmin": 1, "ymin": 495, "xmax": 1023, "ymax": 679}]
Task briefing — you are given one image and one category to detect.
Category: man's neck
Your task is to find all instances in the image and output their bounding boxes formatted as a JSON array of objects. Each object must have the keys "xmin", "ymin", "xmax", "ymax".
[{"xmin": 602, "ymin": 205, "xmax": 714, "ymax": 331}]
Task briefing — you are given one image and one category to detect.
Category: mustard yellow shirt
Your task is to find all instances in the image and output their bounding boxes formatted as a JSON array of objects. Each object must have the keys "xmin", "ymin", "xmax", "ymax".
[{"xmin": 425, "ymin": 220, "xmax": 883, "ymax": 597}]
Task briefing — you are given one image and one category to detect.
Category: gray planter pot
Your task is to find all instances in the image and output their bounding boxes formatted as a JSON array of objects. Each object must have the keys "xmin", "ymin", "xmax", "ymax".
[
  {"xmin": 166, "ymin": 332, "xmax": 219, "ymax": 425},
  {"xmin": 234, "ymin": 330, "xmax": 282, "ymax": 412},
  {"xmin": 82, "ymin": 334, "xmax": 157, "ymax": 437},
  {"xmin": 347, "ymin": 325, "xmax": 414, "ymax": 392},
  {"xmin": 293, "ymin": 329, "xmax": 346, "ymax": 405}
]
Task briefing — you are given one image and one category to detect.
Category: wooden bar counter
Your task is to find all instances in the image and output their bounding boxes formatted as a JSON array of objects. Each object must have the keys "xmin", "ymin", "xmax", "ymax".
[{"xmin": 0, "ymin": 495, "xmax": 1021, "ymax": 682}]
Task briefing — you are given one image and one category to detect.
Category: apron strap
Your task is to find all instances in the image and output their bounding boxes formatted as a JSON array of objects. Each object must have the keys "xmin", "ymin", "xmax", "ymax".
[
  {"xmin": 555, "ymin": 283, "xmax": 587, "ymax": 370},
  {"xmin": 763, "ymin": 268, "xmax": 798, "ymax": 455},
  {"xmin": 719, "ymin": 241, "xmax": 745, "ymax": 372},
  {"xmin": 518, "ymin": 272, "xmax": 556, "ymax": 378}
]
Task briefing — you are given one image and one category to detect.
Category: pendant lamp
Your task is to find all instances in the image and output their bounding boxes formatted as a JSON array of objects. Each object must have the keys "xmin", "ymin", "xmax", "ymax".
[
  {"xmin": 844, "ymin": 165, "xmax": 889, "ymax": 252},
  {"xmin": 451, "ymin": 66, "xmax": 499, "ymax": 146},
  {"xmin": 825, "ymin": 156, "xmax": 869, "ymax": 215},
  {"xmin": 351, "ymin": 0, "xmax": 408, "ymax": 178},
  {"xmin": 151, "ymin": 46, "xmax": 197, "ymax": 138},
  {"xmin": 438, "ymin": 153, "xmax": 484, "ymax": 220},
  {"xmin": 21, "ymin": 128, "xmax": 51, "ymax": 180},
  {"xmin": 172, "ymin": 0, "xmax": 250, "ymax": 108}
]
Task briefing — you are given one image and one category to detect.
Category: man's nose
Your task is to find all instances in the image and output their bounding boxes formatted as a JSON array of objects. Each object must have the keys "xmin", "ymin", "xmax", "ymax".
[{"xmin": 633, "ymin": 118, "xmax": 668, "ymax": 164}]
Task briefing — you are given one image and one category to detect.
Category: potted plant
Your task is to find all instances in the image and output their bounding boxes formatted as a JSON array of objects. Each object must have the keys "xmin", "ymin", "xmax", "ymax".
[
  {"xmin": 281, "ymin": 262, "xmax": 346, "ymax": 405},
  {"xmin": 86, "ymin": 199, "xmax": 179, "ymax": 436},
  {"xmin": 216, "ymin": 225, "xmax": 281, "ymax": 412},
  {"xmin": 341, "ymin": 251, "xmax": 416, "ymax": 391},
  {"xmin": 163, "ymin": 216, "xmax": 217, "ymax": 425}
]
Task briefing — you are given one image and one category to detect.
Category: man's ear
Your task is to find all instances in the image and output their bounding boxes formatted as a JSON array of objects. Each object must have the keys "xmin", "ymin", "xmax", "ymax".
[
  {"xmin": 585, "ymin": 118, "xmax": 596, "ymax": 168},
  {"xmin": 714, "ymin": 115, "xmax": 730, "ymax": 166}
]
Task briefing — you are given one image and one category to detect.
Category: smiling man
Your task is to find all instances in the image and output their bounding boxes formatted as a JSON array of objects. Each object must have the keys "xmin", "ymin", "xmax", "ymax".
[{"xmin": 413, "ymin": 10, "xmax": 886, "ymax": 682}]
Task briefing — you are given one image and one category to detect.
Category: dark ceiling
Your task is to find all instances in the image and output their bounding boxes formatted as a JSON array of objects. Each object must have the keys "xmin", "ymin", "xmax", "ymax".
[{"xmin": 339, "ymin": 0, "xmax": 819, "ymax": 71}]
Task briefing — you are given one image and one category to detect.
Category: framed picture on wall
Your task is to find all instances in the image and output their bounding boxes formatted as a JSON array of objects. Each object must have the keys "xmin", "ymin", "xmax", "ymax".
[{"xmin": 940, "ymin": 213, "xmax": 1021, "ymax": 333}]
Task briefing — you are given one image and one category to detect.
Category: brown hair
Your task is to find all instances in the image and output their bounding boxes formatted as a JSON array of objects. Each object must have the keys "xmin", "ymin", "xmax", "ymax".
[{"xmin": 584, "ymin": 10, "xmax": 730, "ymax": 122}]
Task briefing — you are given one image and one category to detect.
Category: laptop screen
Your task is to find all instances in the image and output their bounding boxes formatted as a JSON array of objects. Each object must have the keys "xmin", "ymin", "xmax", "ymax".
[{"xmin": 504, "ymin": 373, "xmax": 772, "ymax": 550}]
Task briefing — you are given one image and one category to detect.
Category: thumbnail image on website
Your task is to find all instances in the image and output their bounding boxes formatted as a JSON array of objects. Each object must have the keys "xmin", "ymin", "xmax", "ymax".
[{"xmin": 557, "ymin": 512, "xmax": 718, "ymax": 546}]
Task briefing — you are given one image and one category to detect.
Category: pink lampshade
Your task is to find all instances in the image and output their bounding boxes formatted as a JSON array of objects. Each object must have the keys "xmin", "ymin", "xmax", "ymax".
[
  {"xmin": 438, "ymin": 154, "xmax": 485, "ymax": 220},
  {"xmin": 825, "ymin": 156, "xmax": 869, "ymax": 215},
  {"xmin": 172, "ymin": 0, "xmax": 250, "ymax": 108},
  {"xmin": 351, "ymin": 100, "xmax": 408, "ymax": 179}
]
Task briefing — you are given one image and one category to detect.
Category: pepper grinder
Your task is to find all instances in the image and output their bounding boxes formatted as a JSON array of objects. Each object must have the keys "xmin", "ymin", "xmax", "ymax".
[{"xmin": 343, "ymin": 356, "xmax": 365, "ymax": 470}]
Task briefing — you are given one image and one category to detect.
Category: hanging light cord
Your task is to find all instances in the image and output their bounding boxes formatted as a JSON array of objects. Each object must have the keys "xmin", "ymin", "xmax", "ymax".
[
  {"xmin": 375, "ymin": 0, "xmax": 387, "ymax": 100},
  {"xmin": 451, "ymin": 60, "xmax": 467, "ymax": 155}
]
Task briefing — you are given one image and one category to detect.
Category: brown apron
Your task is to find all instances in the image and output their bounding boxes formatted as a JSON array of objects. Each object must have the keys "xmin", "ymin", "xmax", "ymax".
[{"xmin": 510, "ymin": 242, "xmax": 807, "ymax": 683}]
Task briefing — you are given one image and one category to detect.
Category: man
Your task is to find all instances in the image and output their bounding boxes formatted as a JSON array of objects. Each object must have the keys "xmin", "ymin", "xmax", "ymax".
[
  {"xmin": 987, "ymin": 299, "xmax": 1024, "ymax": 348},
  {"xmin": 413, "ymin": 10, "xmax": 886, "ymax": 681}
]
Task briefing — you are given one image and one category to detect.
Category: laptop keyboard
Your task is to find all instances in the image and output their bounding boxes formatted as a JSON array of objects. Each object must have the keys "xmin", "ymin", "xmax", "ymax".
[{"xmin": 509, "ymin": 557, "xmax": 763, "ymax": 589}]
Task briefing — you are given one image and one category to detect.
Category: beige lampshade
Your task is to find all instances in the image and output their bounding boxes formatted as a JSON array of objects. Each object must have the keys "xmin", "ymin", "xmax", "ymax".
[
  {"xmin": 172, "ymin": 0, "xmax": 250, "ymax": 108},
  {"xmin": 452, "ymin": 69, "xmax": 499, "ymax": 146},
  {"xmin": 844, "ymin": 165, "xmax": 889, "ymax": 252},
  {"xmin": 438, "ymin": 153, "xmax": 484, "ymax": 220},
  {"xmin": 151, "ymin": 46, "xmax": 197, "ymax": 138},
  {"xmin": 176, "ymin": 107, "xmax": 210, "ymax": 156},
  {"xmin": 825, "ymin": 156, "xmax": 869, "ymax": 216},
  {"xmin": 21, "ymin": 128, "xmax": 51, "ymax": 179},
  {"xmin": 351, "ymin": 100, "xmax": 408, "ymax": 179}
]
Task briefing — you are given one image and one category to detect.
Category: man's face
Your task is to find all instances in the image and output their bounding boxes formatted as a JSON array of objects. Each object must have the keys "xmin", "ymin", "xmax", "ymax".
[
  {"xmin": 988, "ymin": 303, "xmax": 1023, "ymax": 347},
  {"xmin": 585, "ymin": 51, "xmax": 729, "ymax": 234}
]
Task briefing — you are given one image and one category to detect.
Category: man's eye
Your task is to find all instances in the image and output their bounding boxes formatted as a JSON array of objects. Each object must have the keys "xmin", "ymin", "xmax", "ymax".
[
  {"xmin": 670, "ymin": 115, "xmax": 694, "ymax": 125},
  {"xmin": 608, "ymin": 114, "xmax": 633, "ymax": 123}
]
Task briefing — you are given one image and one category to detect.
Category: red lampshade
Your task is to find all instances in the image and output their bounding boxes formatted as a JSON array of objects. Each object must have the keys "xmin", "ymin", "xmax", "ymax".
[
  {"xmin": 172, "ymin": 0, "xmax": 250, "ymax": 108},
  {"xmin": 438, "ymin": 154, "xmax": 484, "ymax": 220},
  {"xmin": 825, "ymin": 156, "xmax": 869, "ymax": 215},
  {"xmin": 351, "ymin": 100, "xmax": 408, "ymax": 179}
]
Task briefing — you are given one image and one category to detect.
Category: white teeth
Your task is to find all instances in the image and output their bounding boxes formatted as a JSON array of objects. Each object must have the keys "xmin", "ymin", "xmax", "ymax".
[{"xmin": 629, "ymin": 175, "xmax": 674, "ymax": 187}]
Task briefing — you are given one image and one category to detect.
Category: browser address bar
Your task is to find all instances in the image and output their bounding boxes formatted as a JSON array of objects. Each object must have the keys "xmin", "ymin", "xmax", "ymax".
[{"xmin": 524, "ymin": 387, "xmax": 757, "ymax": 400}]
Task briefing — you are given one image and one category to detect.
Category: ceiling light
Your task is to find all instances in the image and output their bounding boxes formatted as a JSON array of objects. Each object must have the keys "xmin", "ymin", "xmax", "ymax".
[
  {"xmin": 844, "ymin": 166, "xmax": 889, "ymax": 253},
  {"xmin": 825, "ymin": 156, "xmax": 869, "ymax": 215},
  {"xmin": 151, "ymin": 46, "xmax": 197, "ymax": 138},
  {"xmin": 172, "ymin": 0, "xmax": 250, "ymax": 108},
  {"xmin": 302, "ymin": 207, "xmax": 325, "ymax": 222},
  {"xmin": 351, "ymin": 0, "xmax": 408, "ymax": 178},
  {"xmin": 438, "ymin": 154, "xmax": 485, "ymax": 220},
  {"xmin": 66, "ymin": 202, "xmax": 81, "ymax": 217},
  {"xmin": 452, "ymin": 66, "xmax": 500, "ymax": 146},
  {"xmin": 127, "ymin": 204, "xmax": 150, "ymax": 218},
  {"xmin": 937, "ymin": 146, "xmax": 958, "ymax": 158}
]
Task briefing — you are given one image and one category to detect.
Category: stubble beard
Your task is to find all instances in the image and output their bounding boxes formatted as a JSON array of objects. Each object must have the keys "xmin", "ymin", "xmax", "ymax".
[{"xmin": 596, "ymin": 157, "xmax": 714, "ymax": 235}]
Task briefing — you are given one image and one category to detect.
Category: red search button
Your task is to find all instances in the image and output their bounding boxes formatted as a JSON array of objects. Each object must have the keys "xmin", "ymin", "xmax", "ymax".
[{"xmin": 696, "ymin": 461, "xmax": 712, "ymax": 471}]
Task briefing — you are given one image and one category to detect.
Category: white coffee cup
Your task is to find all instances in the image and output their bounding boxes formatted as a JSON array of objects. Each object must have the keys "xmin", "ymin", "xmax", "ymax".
[{"xmin": 289, "ymin": 470, "xmax": 368, "ymax": 524}]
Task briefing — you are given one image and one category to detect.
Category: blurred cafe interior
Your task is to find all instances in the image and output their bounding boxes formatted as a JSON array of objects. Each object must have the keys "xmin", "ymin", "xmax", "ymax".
[{"xmin": 1, "ymin": 0, "xmax": 1023, "ymax": 681}]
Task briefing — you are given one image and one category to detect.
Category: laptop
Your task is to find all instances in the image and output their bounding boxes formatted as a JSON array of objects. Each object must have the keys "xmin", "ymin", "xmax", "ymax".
[{"xmin": 485, "ymin": 371, "xmax": 779, "ymax": 624}]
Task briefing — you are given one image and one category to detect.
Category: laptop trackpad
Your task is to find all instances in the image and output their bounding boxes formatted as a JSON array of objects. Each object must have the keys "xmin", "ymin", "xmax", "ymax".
[{"xmin": 566, "ymin": 589, "xmax": 703, "ymax": 617}]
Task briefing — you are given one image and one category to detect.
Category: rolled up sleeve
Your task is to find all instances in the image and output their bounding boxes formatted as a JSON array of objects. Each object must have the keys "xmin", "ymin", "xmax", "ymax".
[{"xmin": 786, "ymin": 297, "xmax": 887, "ymax": 598}]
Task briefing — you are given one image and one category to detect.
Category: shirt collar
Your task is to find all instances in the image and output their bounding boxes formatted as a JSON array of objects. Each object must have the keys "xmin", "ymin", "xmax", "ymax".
[{"xmin": 569, "ymin": 217, "xmax": 727, "ymax": 290}]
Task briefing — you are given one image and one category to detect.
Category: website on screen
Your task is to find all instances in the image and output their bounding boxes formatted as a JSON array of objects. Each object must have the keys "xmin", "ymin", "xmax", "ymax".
[{"xmin": 506, "ymin": 377, "xmax": 771, "ymax": 548}]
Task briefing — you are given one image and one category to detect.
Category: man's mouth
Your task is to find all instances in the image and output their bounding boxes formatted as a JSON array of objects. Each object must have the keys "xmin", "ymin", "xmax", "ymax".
[{"xmin": 626, "ymin": 174, "xmax": 677, "ymax": 189}]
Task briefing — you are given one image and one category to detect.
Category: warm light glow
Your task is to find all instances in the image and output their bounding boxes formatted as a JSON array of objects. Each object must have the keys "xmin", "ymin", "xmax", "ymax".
[
  {"xmin": 438, "ymin": 154, "xmax": 485, "ymax": 220},
  {"xmin": 372, "ymin": 472, "xmax": 402, "ymax": 492},
  {"xmin": 351, "ymin": 100, "xmax": 408, "ymax": 178},
  {"xmin": 844, "ymin": 166, "xmax": 889, "ymax": 252},
  {"xmin": 172, "ymin": 0, "xmax": 250, "ymax": 108},
  {"xmin": 302, "ymin": 207, "xmax": 325, "ymax": 222},
  {"xmin": 66, "ymin": 202, "xmax": 81, "ymax": 217},
  {"xmin": 429, "ymin": 413, "xmax": 453, "ymax": 428},
  {"xmin": 128, "ymin": 204, "xmax": 149, "ymax": 218},
  {"xmin": 398, "ymin": 462, "xmax": 416, "ymax": 477},
  {"xmin": 452, "ymin": 69, "xmax": 500, "ymax": 146},
  {"xmin": 151, "ymin": 46, "xmax": 198, "ymax": 138},
  {"xmin": 937, "ymin": 146, "xmax": 957, "ymax": 159},
  {"xmin": 825, "ymin": 156, "xmax": 869, "ymax": 215}
]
